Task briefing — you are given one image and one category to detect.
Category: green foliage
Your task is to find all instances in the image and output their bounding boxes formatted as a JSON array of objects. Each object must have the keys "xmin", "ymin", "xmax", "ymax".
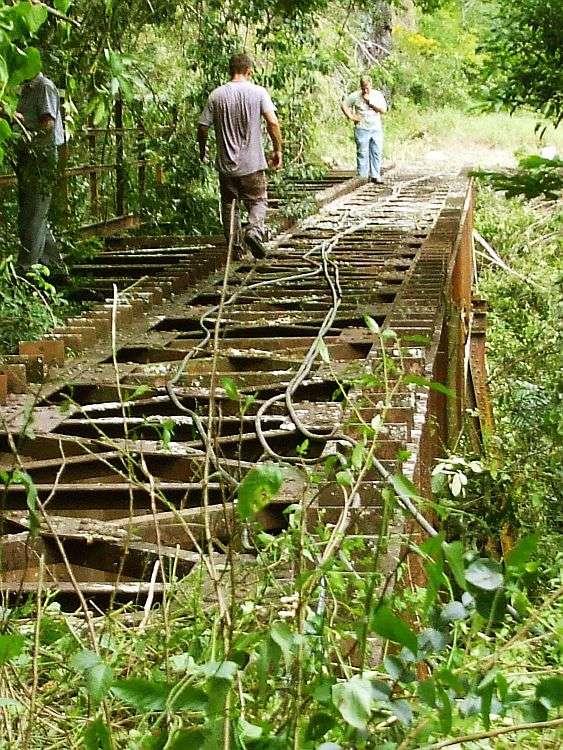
[
  {"xmin": 237, "ymin": 463, "xmax": 285, "ymax": 519},
  {"xmin": 378, "ymin": 6, "xmax": 479, "ymax": 110},
  {"xmin": 478, "ymin": 0, "xmax": 563, "ymax": 125},
  {"xmin": 0, "ymin": 257, "xmax": 68, "ymax": 353},
  {"xmin": 0, "ymin": 1, "xmax": 49, "ymax": 162},
  {"xmin": 475, "ymin": 154, "xmax": 563, "ymax": 200}
]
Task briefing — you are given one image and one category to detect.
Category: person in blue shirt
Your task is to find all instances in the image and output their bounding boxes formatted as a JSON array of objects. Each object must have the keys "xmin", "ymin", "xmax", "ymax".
[{"xmin": 14, "ymin": 72, "xmax": 65, "ymax": 270}]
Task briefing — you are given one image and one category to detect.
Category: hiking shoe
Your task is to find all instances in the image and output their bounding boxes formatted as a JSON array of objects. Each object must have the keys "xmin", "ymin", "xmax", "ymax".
[
  {"xmin": 244, "ymin": 231, "xmax": 267, "ymax": 260},
  {"xmin": 371, "ymin": 176, "xmax": 384, "ymax": 185}
]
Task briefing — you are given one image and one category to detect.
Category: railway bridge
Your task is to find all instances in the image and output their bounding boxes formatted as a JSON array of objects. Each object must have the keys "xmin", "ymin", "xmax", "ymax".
[{"xmin": 0, "ymin": 168, "xmax": 491, "ymax": 600}]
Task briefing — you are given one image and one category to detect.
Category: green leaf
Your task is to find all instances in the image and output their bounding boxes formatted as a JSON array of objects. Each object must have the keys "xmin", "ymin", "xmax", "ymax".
[
  {"xmin": 70, "ymin": 650, "xmax": 113, "ymax": 705},
  {"xmin": 11, "ymin": 47, "xmax": 42, "ymax": 85},
  {"xmin": 318, "ymin": 339, "xmax": 330, "ymax": 363},
  {"xmin": 364, "ymin": 315, "xmax": 380, "ymax": 334},
  {"xmin": 480, "ymin": 680, "xmax": 495, "ymax": 730},
  {"xmin": 167, "ymin": 728, "xmax": 207, "ymax": 750},
  {"xmin": 221, "ymin": 376, "xmax": 240, "ymax": 401},
  {"xmin": 418, "ymin": 628, "xmax": 447, "ymax": 653},
  {"xmin": 403, "ymin": 373, "xmax": 454, "ymax": 398},
  {"xmin": 111, "ymin": 678, "xmax": 170, "ymax": 712},
  {"xmin": 71, "ymin": 649, "xmax": 99, "ymax": 672},
  {"xmin": 270, "ymin": 621, "xmax": 296, "ymax": 668},
  {"xmin": 384, "ymin": 655, "xmax": 412, "ymax": 682},
  {"xmin": 372, "ymin": 606, "xmax": 417, "ymax": 657},
  {"xmin": 475, "ymin": 589, "xmax": 507, "ymax": 623},
  {"xmin": 391, "ymin": 699, "xmax": 412, "ymax": 726},
  {"xmin": 237, "ymin": 463, "xmax": 284, "ymax": 519},
  {"xmin": 505, "ymin": 534, "xmax": 539, "ymax": 569},
  {"xmin": 201, "ymin": 660, "xmax": 238, "ymax": 682},
  {"xmin": 332, "ymin": 675, "xmax": 372, "ymax": 730},
  {"xmin": 0, "ymin": 119, "xmax": 11, "ymax": 142},
  {"xmin": 417, "ymin": 679, "xmax": 436, "ymax": 707},
  {"xmin": 54, "ymin": 0, "xmax": 73, "ymax": 13},
  {"xmin": 0, "ymin": 633, "xmax": 25, "ymax": 665},
  {"xmin": 305, "ymin": 711, "xmax": 335, "ymax": 741},
  {"xmin": 238, "ymin": 717, "xmax": 262, "ymax": 740},
  {"xmin": 370, "ymin": 679, "xmax": 391, "ymax": 702},
  {"xmin": 88, "ymin": 662, "xmax": 114, "ymax": 705},
  {"xmin": 536, "ymin": 677, "xmax": 563, "ymax": 709},
  {"xmin": 466, "ymin": 559, "xmax": 504, "ymax": 591},
  {"xmin": 16, "ymin": 2, "xmax": 48, "ymax": 33},
  {"xmin": 443, "ymin": 541, "xmax": 467, "ymax": 590},
  {"xmin": 169, "ymin": 684, "xmax": 208, "ymax": 712},
  {"xmin": 391, "ymin": 472, "xmax": 420, "ymax": 501},
  {"xmin": 11, "ymin": 470, "xmax": 39, "ymax": 536},
  {"xmin": 83, "ymin": 718, "xmax": 112, "ymax": 750},
  {"xmin": 440, "ymin": 600, "xmax": 468, "ymax": 622},
  {"xmin": 335, "ymin": 469, "xmax": 353, "ymax": 487},
  {"xmin": 436, "ymin": 686, "xmax": 452, "ymax": 733},
  {"xmin": 351, "ymin": 442, "xmax": 366, "ymax": 469}
]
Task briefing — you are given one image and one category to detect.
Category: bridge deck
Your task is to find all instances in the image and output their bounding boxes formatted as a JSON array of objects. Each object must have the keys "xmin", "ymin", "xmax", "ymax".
[{"xmin": 0, "ymin": 168, "xmax": 482, "ymax": 600}]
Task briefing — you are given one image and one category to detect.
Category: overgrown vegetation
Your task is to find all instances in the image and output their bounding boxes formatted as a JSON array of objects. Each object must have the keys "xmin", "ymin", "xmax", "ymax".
[
  {"xmin": 0, "ymin": 1, "xmax": 561, "ymax": 748},
  {"xmin": 1, "ymin": 320, "xmax": 561, "ymax": 749}
]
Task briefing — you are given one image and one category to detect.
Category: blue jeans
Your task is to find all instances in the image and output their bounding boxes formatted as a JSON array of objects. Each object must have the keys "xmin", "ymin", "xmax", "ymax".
[{"xmin": 355, "ymin": 127, "xmax": 383, "ymax": 179}]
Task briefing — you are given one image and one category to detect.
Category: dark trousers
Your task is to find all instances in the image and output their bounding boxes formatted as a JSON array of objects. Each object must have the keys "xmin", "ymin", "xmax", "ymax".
[
  {"xmin": 16, "ymin": 147, "xmax": 59, "ymax": 268},
  {"xmin": 218, "ymin": 170, "xmax": 268, "ymax": 246}
]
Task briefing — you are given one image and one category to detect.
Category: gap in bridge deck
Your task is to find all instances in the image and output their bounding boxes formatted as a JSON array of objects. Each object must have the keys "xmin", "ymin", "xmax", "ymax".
[{"xmin": 0, "ymin": 171, "xmax": 466, "ymax": 600}]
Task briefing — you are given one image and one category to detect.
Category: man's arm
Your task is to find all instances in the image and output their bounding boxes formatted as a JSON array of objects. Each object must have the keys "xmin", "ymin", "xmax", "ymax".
[
  {"xmin": 341, "ymin": 101, "xmax": 361, "ymax": 123},
  {"xmin": 38, "ymin": 114, "xmax": 55, "ymax": 132},
  {"xmin": 364, "ymin": 91, "xmax": 387, "ymax": 114},
  {"xmin": 197, "ymin": 124, "xmax": 209, "ymax": 163},
  {"xmin": 263, "ymin": 110, "xmax": 283, "ymax": 169}
]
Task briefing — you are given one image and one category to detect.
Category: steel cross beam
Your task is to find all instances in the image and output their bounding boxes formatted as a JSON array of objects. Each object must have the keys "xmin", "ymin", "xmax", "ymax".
[{"xmin": 0, "ymin": 169, "xmax": 488, "ymax": 601}]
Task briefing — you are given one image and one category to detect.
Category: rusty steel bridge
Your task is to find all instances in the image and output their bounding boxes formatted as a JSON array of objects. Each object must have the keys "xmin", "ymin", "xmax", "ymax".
[{"xmin": 0, "ymin": 168, "xmax": 491, "ymax": 600}]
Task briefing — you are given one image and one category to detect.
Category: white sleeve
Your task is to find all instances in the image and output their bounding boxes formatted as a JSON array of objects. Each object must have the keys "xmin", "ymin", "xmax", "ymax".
[
  {"xmin": 343, "ymin": 92, "xmax": 356, "ymax": 108},
  {"xmin": 372, "ymin": 90, "xmax": 388, "ymax": 113},
  {"xmin": 198, "ymin": 96, "xmax": 214, "ymax": 127},
  {"xmin": 261, "ymin": 88, "xmax": 276, "ymax": 114}
]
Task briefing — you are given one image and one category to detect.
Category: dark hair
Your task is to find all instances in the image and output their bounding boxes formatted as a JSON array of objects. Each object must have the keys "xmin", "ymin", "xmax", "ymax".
[{"xmin": 229, "ymin": 53, "xmax": 254, "ymax": 76}]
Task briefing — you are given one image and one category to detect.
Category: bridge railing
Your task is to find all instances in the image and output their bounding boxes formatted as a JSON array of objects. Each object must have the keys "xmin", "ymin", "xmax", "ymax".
[{"xmin": 0, "ymin": 99, "xmax": 173, "ymax": 247}]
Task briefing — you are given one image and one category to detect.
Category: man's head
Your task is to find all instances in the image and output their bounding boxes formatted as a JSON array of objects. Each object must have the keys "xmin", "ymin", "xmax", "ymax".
[
  {"xmin": 360, "ymin": 76, "xmax": 372, "ymax": 95},
  {"xmin": 229, "ymin": 53, "xmax": 254, "ymax": 79}
]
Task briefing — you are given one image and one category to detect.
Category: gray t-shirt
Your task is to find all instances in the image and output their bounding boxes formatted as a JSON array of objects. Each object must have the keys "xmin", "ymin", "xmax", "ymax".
[
  {"xmin": 199, "ymin": 81, "xmax": 275, "ymax": 176},
  {"xmin": 18, "ymin": 73, "xmax": 64, "ymax": 147}
]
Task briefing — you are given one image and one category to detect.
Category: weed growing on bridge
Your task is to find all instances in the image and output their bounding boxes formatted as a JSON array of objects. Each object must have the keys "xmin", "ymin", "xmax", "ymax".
[
  {"xmin": 0, "ymin": 258, "xmax": 68, "ymax": 354},
  {"xmin": 1, "ymin": 318, "xmax": 562, "ymax": 749}
]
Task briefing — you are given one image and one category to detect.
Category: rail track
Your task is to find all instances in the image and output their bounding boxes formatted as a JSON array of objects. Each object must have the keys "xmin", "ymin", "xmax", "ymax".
[{"xmin": 0, "ymin": 167, "xmax": 490, "ymax": 602}]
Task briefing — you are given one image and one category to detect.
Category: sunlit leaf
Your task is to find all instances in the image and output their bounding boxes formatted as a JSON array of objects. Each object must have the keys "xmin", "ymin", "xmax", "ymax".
[
  {"xmin": 0, "ymin": 633, "xmax": 25, "ymax": 665},
  {"xmin": 466, "ymin": 559, "xmax": 503, "ymax": 591},
  {"xmin": 332, "ymin": 675, "xmax": 372, "ymax": 730},
  {"xmin": 237, "ymin": 463, "xmax": 284, "ymax": 519},
  {"xmin": 221, "ymin": 376, "xmax": 240, "ymax": 401},
  {"xmin": 440, "ymin": 600, "xmax": 468, "ymax": 622}
]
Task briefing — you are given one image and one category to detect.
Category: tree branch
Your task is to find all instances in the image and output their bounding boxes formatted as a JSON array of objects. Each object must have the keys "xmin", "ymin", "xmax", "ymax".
[{"xmin": 417, "ymin": 717, "xmax": 563, "ymax": 750}]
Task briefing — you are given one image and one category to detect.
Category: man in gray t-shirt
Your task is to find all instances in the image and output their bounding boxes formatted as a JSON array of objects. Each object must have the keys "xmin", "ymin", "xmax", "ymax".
[
  {"xmin": 15, "ymin": 72, "xmax": 64, "ymax": 269},
  {"xmin": 198, "ymin": 53, "xmax": 282, "ymax": 259}
]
